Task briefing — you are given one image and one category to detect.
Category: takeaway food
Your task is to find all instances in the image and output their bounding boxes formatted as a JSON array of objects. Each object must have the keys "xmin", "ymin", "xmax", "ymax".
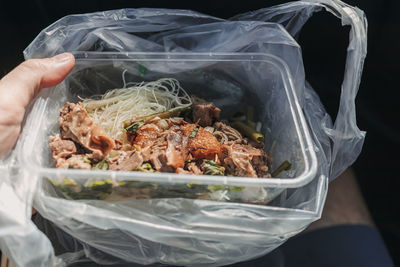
[{"xmin": 48, "ymin": 78, "xmax": 276, "ymax": 202}]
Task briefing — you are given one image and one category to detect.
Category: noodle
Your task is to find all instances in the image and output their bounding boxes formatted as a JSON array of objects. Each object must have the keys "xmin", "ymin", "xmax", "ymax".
[{"xmin": 82, "ymin": 78, "xmax": 192, "ymax": 139}]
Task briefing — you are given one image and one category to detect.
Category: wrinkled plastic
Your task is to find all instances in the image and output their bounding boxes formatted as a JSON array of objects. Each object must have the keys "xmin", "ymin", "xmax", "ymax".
[{"xmin": 0, "ymin": 0, "xmax": 367, "ymax": 266}]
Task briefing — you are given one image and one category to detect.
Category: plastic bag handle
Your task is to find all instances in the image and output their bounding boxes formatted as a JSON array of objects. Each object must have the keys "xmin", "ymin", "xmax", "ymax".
[
  {"xmin": 302, "ymin": 0, "xmax": 367, "ymax": 179},
  {"xmin": 235, "ymin": 0, "xmax": 367, "ymax": 179}
]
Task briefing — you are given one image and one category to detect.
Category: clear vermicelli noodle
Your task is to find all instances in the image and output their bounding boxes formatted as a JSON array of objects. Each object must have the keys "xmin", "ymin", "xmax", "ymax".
[{"xmin": 81, "ymin": 78, "xmax": 192, "ymax": 139}]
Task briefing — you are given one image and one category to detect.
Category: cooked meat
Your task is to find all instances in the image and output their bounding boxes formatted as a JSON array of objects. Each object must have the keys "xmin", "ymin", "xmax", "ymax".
[
  {"xmin": 134, "ymin": 123, "xmax": 162, "ymax": 149},
  {"xmin": 166, "ymin": 118, "xmax": 188, "ymax": 127},
  {"xmin": 148, "ymin": 134, "xmax": 174, "ymax": 172},
  {"xmin": 176, "ymin": 162, "xmax": 203, "ymax": 175},
  {"xmin": 56, "ymin": 154, "xmax": 91, "ymax": 169},
  {"xmin": 187, "ymin": 162, "xmax": 203, "ymax": 175},
  {"xmin": 114, "ymin": 139, "xmax": 123, "ymax": 150},
  {"xmin": 213, "ymin": 121, "xmax": 244, "ymax": 144},
  {"xmin": 51, "ymin": 94, "xmax": 272, "ymax": 179},
  {"xmin": 134, "ymin": 123, "xmax": 163, "ymax": 164},
  {"xmin": 175, "ymin": 167, "xmax": 191, "ymax": 174},
  {"xmin": 59, "ymin": 102, "xmax": 115, "ymax": 158},
  {"xmin": 252, "ymin": 155, "xmax": 271, "ymax": 177},
  {"xmin": 191, "ymin": 96, "xmax": 221, "ymax": 127},
  {"xmin": 203, "ymin": 126, "xmax": 215, "ymax": 134},
  {"xmin": 181, "ymin": 123, "xmax": 222, "ymax": 160},
  {"xmin": 223, "ymin": 143, "xmax": 264, "ymax": 177},
  {"xmin": 166, "ymin": 127, "xmax": 189, "ymax": 169},
  {"xmin": 109, "ymin": 150, "xmax": 143, "ymax": 171},
  {"xmin": 49, "ymin": 134, "xmax": 77, "ymax": 162}
]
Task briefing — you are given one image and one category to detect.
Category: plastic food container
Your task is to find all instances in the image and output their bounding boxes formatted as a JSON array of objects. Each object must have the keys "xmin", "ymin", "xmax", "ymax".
[{"xmin": 19, "ymin": 52, "xmax": 317, "ymax": 204}]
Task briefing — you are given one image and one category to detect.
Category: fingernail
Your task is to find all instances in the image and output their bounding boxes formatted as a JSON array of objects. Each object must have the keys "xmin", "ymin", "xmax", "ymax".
[{"xmin": 52, "ymin": 53, "xmax": 73, "ymax": 63}]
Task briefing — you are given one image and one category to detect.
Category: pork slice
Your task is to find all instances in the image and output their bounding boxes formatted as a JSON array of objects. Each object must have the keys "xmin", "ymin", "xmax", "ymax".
[
  {"xmin": 187, "ymin": 162, "xmax": 203, "ymax": 175},
  {"xmin": 59, "ymin": 102, "xmax": 114, "ymax": 158},
  {"xmin": 176, "ymin": 162, "xmax": 203, "ymax": 175},
  {"xmin": 191, "ymin": 96, "xmax": 221, "ymax": 127},
  {"xmin": 134, "ymin": 123, "xmax": 162, "ymax": 148},
  {"xmin": 223, "ymin": 143, "xmax": 264, "ymax": 177},
  {"xmin": 166, "ymin": 127, "xmax": 189, "ymax": 169},
  {"xmin": 181, "ymin": 123, "xmax": 222, "ymax": 160},
  {"xmin": 213, "ymin": 122, "xmax": 244, "ymax": 144},
  {"xmin": 49, "ymin": 134, "xmax": 77, "ymax": 162},
  {"xmin": 109, "ymin": 150, "xmax": 144, "ymax": 171},
  {"xmin": 176, "ymin": 167, "xmax": 191, "ymax": 174},
  {"xmin": 134, "ymin": 123, "xmax": 163, "ymax": 162},
  {"xmin": 56, "ymin": 154, "xmax": 91, "ymax": 169},
  {"xmin": 148, "ymin": 135, "xmax": 174, "ymax": 172}
]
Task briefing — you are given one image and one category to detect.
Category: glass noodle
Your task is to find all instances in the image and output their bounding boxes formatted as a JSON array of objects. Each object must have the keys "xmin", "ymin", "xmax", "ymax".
[{"xmin": 81, "ymin": 72, "xmax": 192, "ymax": 139}]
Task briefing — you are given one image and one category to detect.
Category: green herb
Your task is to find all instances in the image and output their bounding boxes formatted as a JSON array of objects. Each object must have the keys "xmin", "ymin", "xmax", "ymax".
[
  {"xmin": 189, "ymin": 125, "xmax": 200, "ymax": 138},
  {"xmin": 92, "ymin": 159, "xmax": 109, "ymax": 170},
  {"xmin": 124, "ymin": 120, "xmax": 145, "ymax": 134},
  {"xmin": 203, "ymin": 160, "xmax": 225, "ymax": 176},
  {"xmin": 271, "ymin": 160, "xmax": 291, "ymax": 177},
  {"xmin": 83, "ymin": 156, "xmax": 91, "ymax": 164},
  {"xmin": 207, "ymin": 185, "xmax": 245, "ymax": 193},
  {"xmin": 232, "ymin": 121, "xmax": 264, "ymax": 143},
  {"xmin": 136, "ymin": 162, "xmax": 155, "ymax": 172},
  {"xmin": 137, "ymin": 106, "xmax": 191, "ymax": 123}
]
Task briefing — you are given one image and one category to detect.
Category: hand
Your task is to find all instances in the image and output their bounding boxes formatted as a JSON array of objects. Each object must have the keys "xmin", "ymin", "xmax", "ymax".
[{"xmin": 0, "ymin": 53, "xmax": 75, "ymax": 158}]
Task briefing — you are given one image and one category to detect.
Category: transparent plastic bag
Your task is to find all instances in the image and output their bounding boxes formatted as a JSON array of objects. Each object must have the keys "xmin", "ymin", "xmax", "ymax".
[{"xmin": 0, "ymin": 0, "xmax": 367, "ymax": 266}]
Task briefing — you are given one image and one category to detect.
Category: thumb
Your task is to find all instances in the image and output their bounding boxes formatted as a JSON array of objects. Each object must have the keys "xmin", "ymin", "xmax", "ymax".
[{"xmin": 0, "ymin": 53, "xmax": 75, "ymax": 110}]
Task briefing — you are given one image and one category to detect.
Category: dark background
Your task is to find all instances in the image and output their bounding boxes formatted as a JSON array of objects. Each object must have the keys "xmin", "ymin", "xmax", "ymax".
[{"xmin": 0, "ymin": 0, "xmax": 399, "ymax": 265}]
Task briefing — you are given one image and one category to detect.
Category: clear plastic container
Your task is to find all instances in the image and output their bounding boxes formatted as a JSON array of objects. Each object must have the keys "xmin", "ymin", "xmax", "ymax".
[{"xmin": 19, "ymin": 52, "xmax": 317, "ymax": 204}]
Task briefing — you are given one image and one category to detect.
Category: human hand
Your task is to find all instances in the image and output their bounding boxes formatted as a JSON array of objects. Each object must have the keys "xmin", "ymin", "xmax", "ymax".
[{"xmin": 0, "ymin": 53, "xmax": 75, "ymax": 158}]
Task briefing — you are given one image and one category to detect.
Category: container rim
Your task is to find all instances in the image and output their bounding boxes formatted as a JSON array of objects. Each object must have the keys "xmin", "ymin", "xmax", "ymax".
[{"xmin": 20, "ymin": 51, "xmax": 318, "ymax": 188}]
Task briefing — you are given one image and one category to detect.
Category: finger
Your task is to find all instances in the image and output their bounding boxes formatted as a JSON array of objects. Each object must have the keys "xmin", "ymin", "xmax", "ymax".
[{"xmin": 0, "ymin": 53, "xmax": 75, "ymax": 110}]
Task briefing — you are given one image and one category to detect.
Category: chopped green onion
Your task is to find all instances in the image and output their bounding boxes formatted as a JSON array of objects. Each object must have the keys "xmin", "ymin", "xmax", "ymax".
[
  {"xmin": 137, "ymin": 106, "xmax": 192, "ymax": 123},
  {"xmin": 92, "ymin": 159, "xmax": 109, "ymax": 170},
  {"xmin": 271, "ymin": 160, "xmax": 291, "ymax": 177},
  {"xmin": 232, "ymin": 121, "xmax": 264, "ymax": 143},
  {"xmin": 83, "ymin": 156, "xmax": 91, "ymax": 164},
  {"xmin": 124, "ymin": 120, "xmax": 145, "ymax": 134},
  {"xmin": 189, "ymin": 125, "xmax": 200, "ymax": 138},
  {"xmin": 246, "ymin": 106, "xmax": 254, "ymax": 122},
  {"xmin": 203, "ymin": 160, "xmax": 225, "ymax": 176},
  {"xmin": 136, "ymin": 162, "xmax": 155, "ymax": 172}
]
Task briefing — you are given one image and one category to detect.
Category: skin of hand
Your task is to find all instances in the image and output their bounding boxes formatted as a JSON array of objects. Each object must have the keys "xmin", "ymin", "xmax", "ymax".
[{"xmin": 0, "ymin": 53, "xmax": 75, "ymax": 159}]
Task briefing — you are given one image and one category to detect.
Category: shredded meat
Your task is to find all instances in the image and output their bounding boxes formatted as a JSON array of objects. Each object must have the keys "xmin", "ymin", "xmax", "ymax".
[
  {"xmin": 49, "ymin": 134, "xmax": 77, "ymax": 162},
  {"xmin": 148, "ymin": 134, "xmax": 174, "ymax": 172},
  {"xmin": 114, "ymin": 139, "xmax": 123, "ymax": 150},
  {"xmin": 191, "ymin": 96, "xmax": 221, "ymax": 127},
  {"xmin": 213, "ymin": 122, "xmax": 244, "ymax": 144},
  {"xmin": 59, "ymin": 102, "xmax": 115, "ymax": 158},
  {"xmin": 51, "ymin": 97, "xmax": 271, "ymax": 179},
  {"xmin": 187, "ymin": 162, "xmax": 203, "ymax": 175},
  {"xmin": 176, "ymin": 162, "xmax": 203, "ymax": 175},
  {"xmin": 223, "ymin": 143, "xmax": 264, "ymax": 177},
  {"xmin": 203, "ymin": 126, "xmax": 215, "ymax": 134},
  {"xmin": 175, "ymin": 168, "xmax": 191, "ymax": 174},
  {"xmin": 109, "ymin": 150, "xmax": 143, "ymax": 171},
  {"xmin": 56, "ymin": 154, "xmax": 91, "ymax": 169},
  {"xmin": 252, "ymin": 155, "xmax": 271, "ymax": 178}
]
